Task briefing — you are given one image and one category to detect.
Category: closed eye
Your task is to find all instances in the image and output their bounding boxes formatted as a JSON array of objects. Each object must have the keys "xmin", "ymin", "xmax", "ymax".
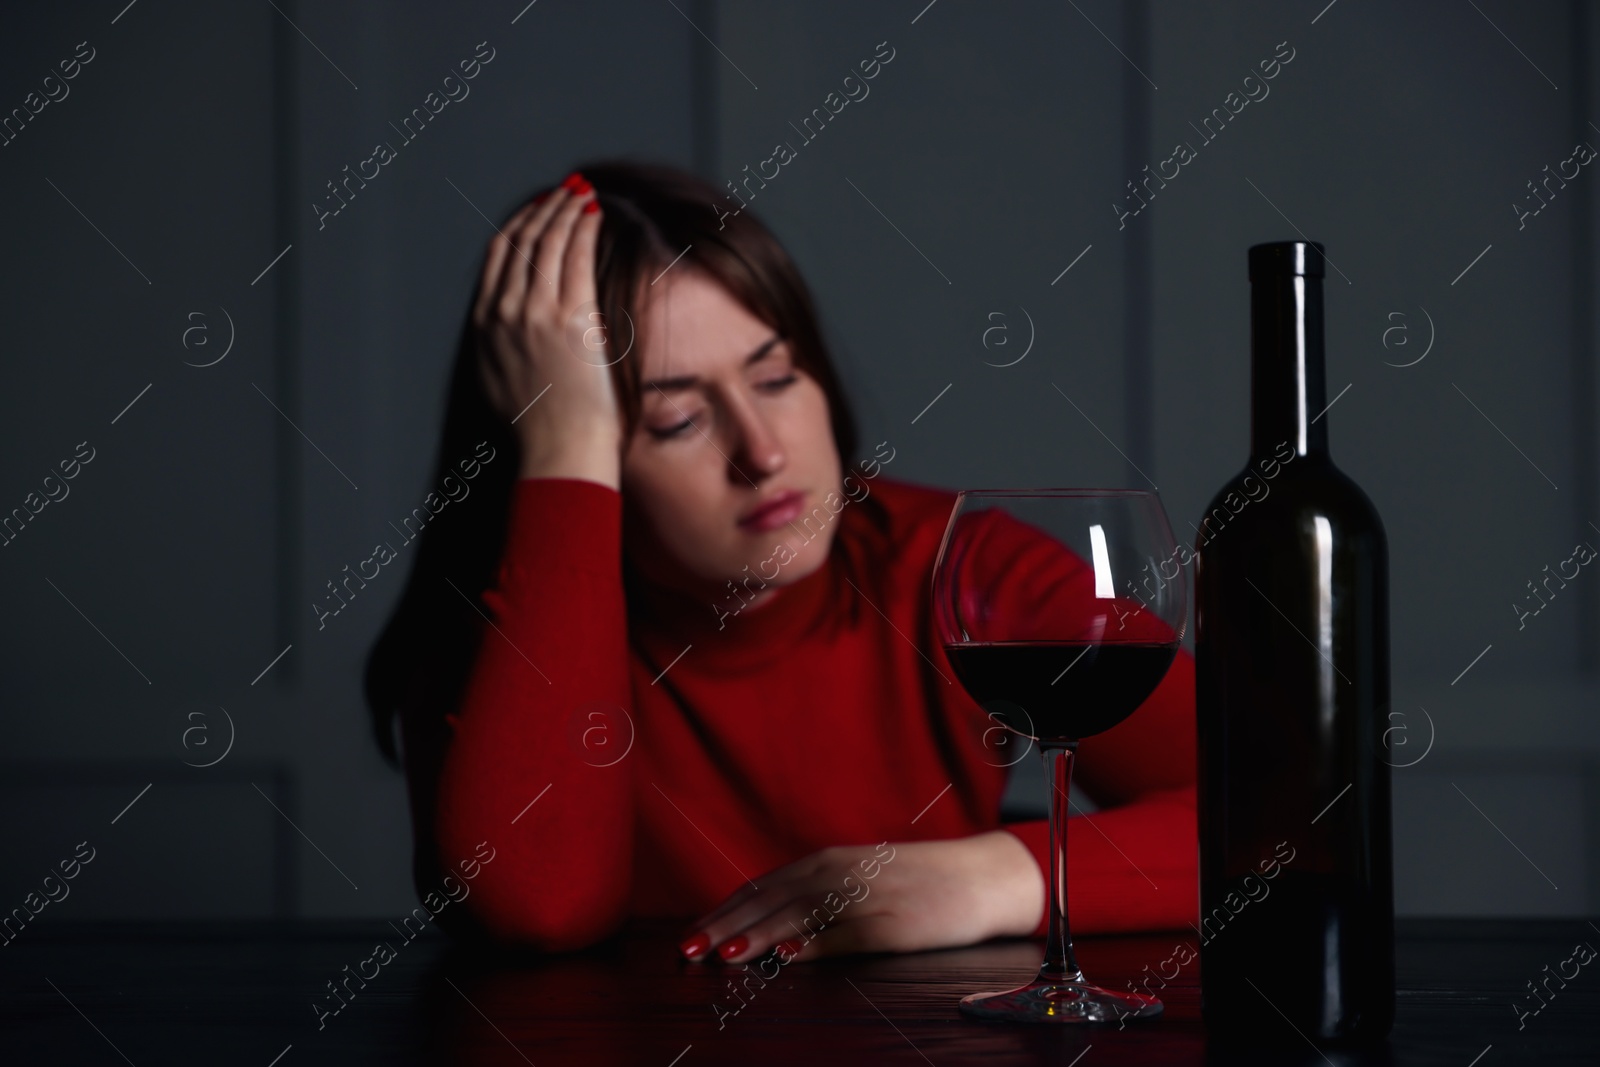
[
  {"xmin": 646, "ymin": 374, "xmax": 797, "ymax": 440},
  {"xmin": 648, "ymin": 417, "xmax": 698, "ymax": 440}
]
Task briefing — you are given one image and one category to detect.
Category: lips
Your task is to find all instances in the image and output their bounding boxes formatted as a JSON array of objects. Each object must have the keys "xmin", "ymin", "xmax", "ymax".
[{"xmin": 738, "ymin": 490, "xmax": 805, "ymax": 532}]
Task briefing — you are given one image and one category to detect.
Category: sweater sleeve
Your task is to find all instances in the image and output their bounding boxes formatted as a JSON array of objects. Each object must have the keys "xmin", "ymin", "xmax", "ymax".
[
  {"xmin": 1001, "ymin": 648, "xmax": 1198, "ymax": 937},
  {"xmin": 410, "ymin": 476, "xmax": 635, "ymax": 951}
]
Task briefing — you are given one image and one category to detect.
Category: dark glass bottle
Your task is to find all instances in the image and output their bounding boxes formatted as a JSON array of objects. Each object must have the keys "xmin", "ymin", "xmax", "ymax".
[{"xmin": 1194, "ymin": 241, "xmax": 1394, "ymax": 1042}]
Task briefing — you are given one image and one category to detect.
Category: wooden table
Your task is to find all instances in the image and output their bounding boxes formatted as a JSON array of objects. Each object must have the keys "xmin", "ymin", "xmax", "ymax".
[{"xmin": 2, "ymin": 918, "xmax": 1592, "ymax": 1064}]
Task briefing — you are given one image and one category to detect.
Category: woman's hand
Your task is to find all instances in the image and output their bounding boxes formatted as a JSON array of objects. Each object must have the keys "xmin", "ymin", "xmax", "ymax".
[
  {"xmin": 472, "ymin": 172, "xmax": 624, "ymax": 489},
  {"xmin": 676, "ymin": 830, "xmax": 1045, "ymax": 965}
]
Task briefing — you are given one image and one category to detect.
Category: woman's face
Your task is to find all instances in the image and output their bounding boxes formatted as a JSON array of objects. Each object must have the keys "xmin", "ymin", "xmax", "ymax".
[{"xmin": 620, "ymin": 267, "xmax": 844, "ymax": 606}]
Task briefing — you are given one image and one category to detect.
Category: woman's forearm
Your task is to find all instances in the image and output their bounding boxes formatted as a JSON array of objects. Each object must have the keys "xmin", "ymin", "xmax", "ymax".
[
  {"xmin": 969, "ymin": 828, "xmax": 1048, "ymax": 939},
  {"xmin": 429, "ymin": 476, "xmax": 635, "ymax": 949}
]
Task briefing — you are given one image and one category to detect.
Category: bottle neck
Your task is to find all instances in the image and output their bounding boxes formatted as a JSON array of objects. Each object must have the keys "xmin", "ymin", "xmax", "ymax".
[{"xmin": 1250, "ymin": 273, "xmax": 1329, "ymax": 460}]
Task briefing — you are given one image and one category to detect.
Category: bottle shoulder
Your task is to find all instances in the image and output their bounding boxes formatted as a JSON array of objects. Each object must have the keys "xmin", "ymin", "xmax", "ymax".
[{"xmin": 1197, "ymin": 455, "xmax": 1387, "ymax": 549}]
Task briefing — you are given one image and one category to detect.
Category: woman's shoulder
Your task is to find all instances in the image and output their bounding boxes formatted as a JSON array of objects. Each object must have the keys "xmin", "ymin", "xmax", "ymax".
[
  {"xmin": 860, "ymin": 473, "xmax": 957, "ymax": 523},
  {"xmin": 846, "ymin": 474, "xmax": 1084, "ymax": 575},
  {"xmin": 837, "ymin": 472, "xmax": 960, "ymax": 567}
]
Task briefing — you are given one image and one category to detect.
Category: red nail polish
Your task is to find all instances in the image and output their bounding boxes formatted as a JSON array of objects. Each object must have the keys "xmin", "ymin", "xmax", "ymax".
[
  {"xmin": 560, "ymin": 172, "xmax": 582, "ymax": 191},
  {"xmin": 533, "ymin": 191, "xmax": 550, "ymax": 205},
  {"xmin": 582, "ymin": 199, "xmax": 600, "ymax": 214},
  {"xmin": 572, "ymin": 178, "xmax": 593, "ymax": 196},
  {"xmin": 679, "ymin": 931, "xmax": 711, "ymax": 959},
  {"xmin": 718, "ymin": 934, "xmax": 749, "ymax": 960},
  {"xmin": 776, "ymin": 937, "xmax": 806, "ymax": 959}
]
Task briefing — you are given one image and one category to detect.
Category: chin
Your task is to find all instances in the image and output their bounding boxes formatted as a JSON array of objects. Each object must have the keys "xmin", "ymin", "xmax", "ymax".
[{"xmin": 725, "ymin": 524, "xmax": 835, "ymax": 590}]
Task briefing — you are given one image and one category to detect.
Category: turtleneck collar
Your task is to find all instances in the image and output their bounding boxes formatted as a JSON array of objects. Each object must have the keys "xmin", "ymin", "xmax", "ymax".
[{"xmin": 625, "ymin": 530, "xmax": 847, "ymax": 672}]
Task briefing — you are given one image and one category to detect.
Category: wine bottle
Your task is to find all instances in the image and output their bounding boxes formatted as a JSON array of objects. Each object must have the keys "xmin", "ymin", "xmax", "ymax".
[{"xmin": 1193, "ymin": 240, "xmax": 1394, "ymax": 1042}]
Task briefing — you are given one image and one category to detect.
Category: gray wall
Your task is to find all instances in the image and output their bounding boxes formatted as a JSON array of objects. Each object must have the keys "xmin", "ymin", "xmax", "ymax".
[{"xmin": 1, "ymin": 1, "xmax": 1594, "ymax": 922}]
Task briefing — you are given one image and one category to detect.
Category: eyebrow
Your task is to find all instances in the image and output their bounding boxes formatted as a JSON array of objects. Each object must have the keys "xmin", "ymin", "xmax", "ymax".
[{"xmin": 642, "ymin": 335, "xmax": 784, "ymax": 393}]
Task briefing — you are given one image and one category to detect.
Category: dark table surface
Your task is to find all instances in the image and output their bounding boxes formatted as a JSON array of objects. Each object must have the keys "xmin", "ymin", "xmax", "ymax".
[{"xmin": 2, "ymin": 918, "xmax": 1594, "ymax": 1065}]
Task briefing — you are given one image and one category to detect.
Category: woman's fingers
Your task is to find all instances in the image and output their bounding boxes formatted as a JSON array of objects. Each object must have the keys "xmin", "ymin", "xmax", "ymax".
[
  {"xmin": 688, "ymin": 848, "xmax": 822, "ymax": 930},
  {"xmin": 678, "ymin": 844, "xmax": 915, "ymax": 965},
  {"xmin": 472, "ymin": 200, "xmax": 541, "ymax": 408},
  {"xmin": 499, "ymin": 188, "xmax": 569, "ymax": 324},
  {"xmin": 560, "ymin": 191, "xmax": 602, "ymax": 312},
  {"xmin": 687, "ymin": 875, "xmax": 772, "ymax": 931},
  {"xmin": 472, "ymin": 172, "xmax": 595, "ymax": 358},
  {"xmin": 680, "ymin": 882, "xmax": 788, "ymax": 958},
  {"xmin": 528, "ymin": 179, "xmax": 593, "ymax": 318},
  {"xmin": 474, "ymin": 192, "xmax": 552, "ymax": 331},
  {"xmin": 471, "ymin": 200, "xmax": 527, "ymax": 326},
  {"xmin": 682, "ymin": 850, "xmax": 823, "ymax": 940},
  {"xmin": 716, "ymin": 898, "xmax": 881, "ymax": 966},
  {"xmin": 683, "ymin": 875, "xmax": 872, "ymax": 964}
]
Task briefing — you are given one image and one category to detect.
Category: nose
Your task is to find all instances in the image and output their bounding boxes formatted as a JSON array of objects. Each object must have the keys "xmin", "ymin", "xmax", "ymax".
[{"xmin": 725, "ymin": 391, "xmax": 786, "ymax": 483}]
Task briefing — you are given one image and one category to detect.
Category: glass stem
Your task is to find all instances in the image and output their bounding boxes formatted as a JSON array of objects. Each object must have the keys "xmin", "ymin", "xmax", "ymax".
[{"xmin": 1039, "ymin": 741, "xmax": 1083, "ymax": 983}]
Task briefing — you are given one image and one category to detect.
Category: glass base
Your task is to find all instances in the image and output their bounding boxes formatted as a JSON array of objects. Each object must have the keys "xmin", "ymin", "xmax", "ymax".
[{"xmin": 958, "ymin": 979, "xmax": 1162, "ymax": 1024}]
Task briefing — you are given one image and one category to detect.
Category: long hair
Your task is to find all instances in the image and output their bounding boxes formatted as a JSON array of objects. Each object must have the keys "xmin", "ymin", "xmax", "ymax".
[{"xmin": 364, "ymin": 158, "xmax": 875, "ymax": 765}]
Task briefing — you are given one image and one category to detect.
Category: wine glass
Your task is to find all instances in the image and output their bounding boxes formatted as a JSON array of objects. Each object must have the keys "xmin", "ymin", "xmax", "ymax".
[{"xmin": 933, "ymin": 489, "xmax": 1187, "ymax": 1023}]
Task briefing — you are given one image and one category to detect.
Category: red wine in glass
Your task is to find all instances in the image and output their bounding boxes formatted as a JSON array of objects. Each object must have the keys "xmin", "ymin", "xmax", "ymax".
[
  {"xmin": 934, "ymin": 489, "xmax": 1186, "ymax": 1023},
  {"xmin": 944, "ymin": 641, "xmax": 1179, "ymax": 741}
]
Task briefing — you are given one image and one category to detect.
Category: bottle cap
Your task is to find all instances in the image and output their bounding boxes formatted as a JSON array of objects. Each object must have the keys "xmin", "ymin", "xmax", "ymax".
[{"xmin": 1248, "ymin": 241, "xmax": 1325, "ymax": 281}]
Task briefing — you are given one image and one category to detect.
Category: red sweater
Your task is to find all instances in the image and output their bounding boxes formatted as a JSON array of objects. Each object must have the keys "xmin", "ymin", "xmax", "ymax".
[{"xmin": 407, "ymin": 473, "xmax": 1198, "ymax": 951}]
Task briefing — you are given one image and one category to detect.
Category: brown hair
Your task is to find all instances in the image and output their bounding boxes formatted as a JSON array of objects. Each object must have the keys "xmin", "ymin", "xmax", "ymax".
[{"xmin": 364, "ymin": 158, "xmax": 873, "ymax": 765}]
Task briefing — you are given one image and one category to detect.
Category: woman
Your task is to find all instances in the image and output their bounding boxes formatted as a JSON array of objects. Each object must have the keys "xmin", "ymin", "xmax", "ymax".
[{"xmin": 365, "ymin": 160, "xmax": 1197, "ymax": 965}]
